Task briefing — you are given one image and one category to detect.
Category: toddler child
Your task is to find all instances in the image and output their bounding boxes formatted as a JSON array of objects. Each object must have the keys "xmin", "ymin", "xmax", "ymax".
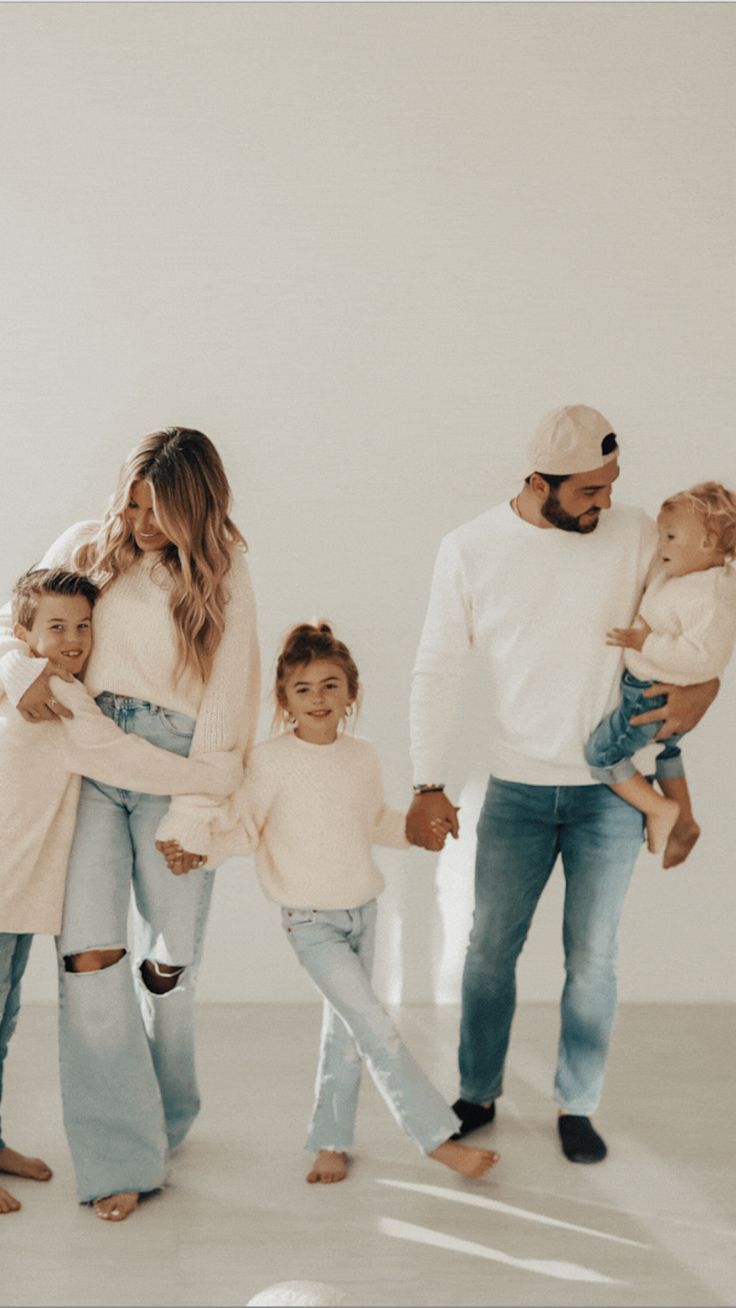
[
  {"xmin": 585, "ymin": 482, "xmax": 736, "ymax": 865},
  {"xmin": 160, "ymin": 622, "xmax": 499, "ymax": 1184},
  {"xmin": 0, "ymin": 567, "xmax": 241, "ymax": 1213}
]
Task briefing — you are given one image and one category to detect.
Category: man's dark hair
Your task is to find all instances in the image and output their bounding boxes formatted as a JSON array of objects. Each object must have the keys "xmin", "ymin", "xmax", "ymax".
[{"xmin": 12, "ymin": 567, "xmax": 99, "ymax": 628}]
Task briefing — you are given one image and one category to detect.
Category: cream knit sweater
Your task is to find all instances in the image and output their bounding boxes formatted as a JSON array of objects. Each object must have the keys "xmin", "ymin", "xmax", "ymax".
[
  {"xmin": 0, "ymin": 676, "xmax": 241, "ymax": 934},
  {"xmin": 205, "ymin": 732, "xmax": 409, "ymax": 910},
  {"xmin": 0, "ymin": 520, "xmax": 260, "ymax": 855},
  {"xmin": 625, "ymin": 563, "xmax": 736, "ymax": 685}
]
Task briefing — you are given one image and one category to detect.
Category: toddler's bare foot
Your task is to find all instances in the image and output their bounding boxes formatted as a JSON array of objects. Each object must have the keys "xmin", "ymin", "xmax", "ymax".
[
  {"xmin": 93, "ymin": 1191, "xmax": 139, "ymax": 1222},
  {"xmin": 0, "ymin": 1145, "xmax": 52, "ymax": 1182},
  {"xmin": 645, "ymin": 799, "xmax": 680, "ymax": 853},
  {"xmin": 0, "ymin": 1184, "xmax": 21, "ymax": 1214},
  {"xmin": 429, "ymin": 1139, "xmax": 500, "ymax": 1178},
  {"xmin": 306, "ymin": 1150, "xmax": 349, "ymax": 1184},
  {"xmin": 663, "ymin": 819, "xmax": 701, "ymax": 869}
]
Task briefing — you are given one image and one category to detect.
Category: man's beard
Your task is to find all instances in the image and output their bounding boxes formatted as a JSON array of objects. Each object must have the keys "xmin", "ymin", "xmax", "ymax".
[{"xmin": 542, "ymin": 488, "xmax": 601, "ymax": 534}]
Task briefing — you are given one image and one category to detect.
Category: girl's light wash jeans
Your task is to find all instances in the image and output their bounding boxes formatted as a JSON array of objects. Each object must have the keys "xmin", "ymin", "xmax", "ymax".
[
  {"xmin": 283, "ymin": 900, "xmax": 459, "ymax": 1154},
  {"xmin": 57, "ymin": 694, "xmax": 214, "ymax": 1204},
  {"xmin": 585, "ymin": 670, "xmax": 685, "ymax": 784},
  {"xmin": 460, "ymin": 777, "xmax": 645, "ymax": 1116},
  {"xmin": 0, "ymin": 932, "xmax": 33, "ymax": 1149}
]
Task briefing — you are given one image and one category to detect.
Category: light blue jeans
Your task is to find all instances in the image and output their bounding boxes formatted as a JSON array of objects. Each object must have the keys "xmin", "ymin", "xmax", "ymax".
[
  {"xmin": 284, "ymin": 901, "xmax": 460, "ymax": 1154},
  {"xmin": 585, "ymin": 670, "xmax": 685, "ymax": 783},
  {"xmin": 57, "ymin": 694, "xmax": 214, "ymax": 1204},
  {"xmin": 460, "ymin": 777, "xmax": 645, "ymax": 1115},
  {"xmin": 0, "ymin": 932, "xmax": 34, "ymax": 1150}
]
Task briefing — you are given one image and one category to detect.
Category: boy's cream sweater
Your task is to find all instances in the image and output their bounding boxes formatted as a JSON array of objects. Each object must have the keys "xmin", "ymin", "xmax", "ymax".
[
  {"xmin": 0, "ymin": 520, "xmax": 260, "ymax": 855},
  {"xmin": 0, "ymin": 676, "xmax": 240, "ymax": 934},
  {"xmin": 625, "ymin": 563, "xmax": 736, "ymax": 685},
  {"xmin": 205, "ymin": 732, "xmax": 409, "ymax": 910}
]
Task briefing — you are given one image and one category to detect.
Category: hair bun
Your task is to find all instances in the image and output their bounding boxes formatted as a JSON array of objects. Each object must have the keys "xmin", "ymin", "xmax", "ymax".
[{"xmin": 314, "ymin": 619, "xmax": 333, "ymax": 637}]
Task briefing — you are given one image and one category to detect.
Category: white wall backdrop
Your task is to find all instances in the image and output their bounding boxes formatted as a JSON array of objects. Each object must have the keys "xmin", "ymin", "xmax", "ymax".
[{"xmin": 2, "ymin": 3, "xmax": 734, "ymax": 1006}]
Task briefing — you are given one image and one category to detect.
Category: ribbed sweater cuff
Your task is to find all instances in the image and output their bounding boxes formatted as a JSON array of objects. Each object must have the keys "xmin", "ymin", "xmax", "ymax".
[
  {"xmin": 155, "ymin": 810, "xmax": 217, "ymax": 857},
  {"xmin": 1, "ymin": 651, "xmax": 48, "ymax": 706}
]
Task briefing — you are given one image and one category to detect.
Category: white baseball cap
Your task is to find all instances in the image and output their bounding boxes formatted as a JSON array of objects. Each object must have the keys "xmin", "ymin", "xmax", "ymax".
[{"xmin": 527, "ymin": 405, "xmax": 618, "ymax": 476}]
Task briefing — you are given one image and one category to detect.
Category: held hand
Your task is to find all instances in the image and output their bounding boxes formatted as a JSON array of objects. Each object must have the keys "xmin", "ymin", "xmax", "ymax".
[
  {"xmin": 406, "ymin": 792, "xmax": 460, "ymax": 851},
  {"xmin": 155, "ymin": 840, "xmax": 207, "ymax": 875},
  {"xmin": 17, "ymin": 664, "xmax": 75, "ymax": 723},
  {"xmin": 629, "ymin": 677, "xmax": 719, "ymax": 741},
  {"xmin": 606, "ymin": 619, "xmax": 651, "ymax": 651}
]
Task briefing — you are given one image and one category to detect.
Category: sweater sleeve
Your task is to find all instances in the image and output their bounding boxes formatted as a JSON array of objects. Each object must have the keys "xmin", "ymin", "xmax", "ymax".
[
  {"xmin": 52, "ymin": 677, "xmax": 243, "ymax": 797},
  {"xmin": 367, "ymin": 744, "xmax": 410, "ymax": 849},
  {"xmin": 0, "ymin": 521, "xmax": 98, "ymax": 706},
  {"xmin": 196, "ymin": 749, "xmax": 274, "ymax": 868},
  {"xmin": 409, "ymin": 533, "xmax": 473, "ymax": 785},
  {"xmin": 640, "ymin": 597, "xmax": 736, "ymax": 683},
  {"xmin": 154, "ymin": 549, "xmax": 261, "ymax": 853}
]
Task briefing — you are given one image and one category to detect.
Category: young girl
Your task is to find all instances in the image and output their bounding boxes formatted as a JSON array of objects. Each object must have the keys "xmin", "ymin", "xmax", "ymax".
[
  {"xmin": 585, "ymin": 481, "xmax": 736, "ymax": 866},
  {"xmin": 161, "ymin": 622, "xmax": 499, "ymax": 1184}
]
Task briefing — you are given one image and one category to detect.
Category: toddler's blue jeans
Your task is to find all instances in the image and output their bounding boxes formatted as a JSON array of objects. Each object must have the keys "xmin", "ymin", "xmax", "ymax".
[{"xmin": 585, "ymin": 670, "xmax": 685, "ymax": 784}]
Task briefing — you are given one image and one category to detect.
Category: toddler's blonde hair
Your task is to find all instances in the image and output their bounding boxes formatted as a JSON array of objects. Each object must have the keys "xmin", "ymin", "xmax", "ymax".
[{"xmin": 661, "ymin": 481, "xmax": 736, "ymax": 560}]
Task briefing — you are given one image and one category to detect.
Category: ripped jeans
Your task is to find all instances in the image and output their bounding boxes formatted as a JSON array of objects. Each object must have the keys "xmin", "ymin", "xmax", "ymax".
[
  {"xmin": 57, "ymin": 694, "xmax": 213, "ymax": 1204},
  {"xmin": 283, "ymin": 901, "xmax": 459, "ymax": 1154}
]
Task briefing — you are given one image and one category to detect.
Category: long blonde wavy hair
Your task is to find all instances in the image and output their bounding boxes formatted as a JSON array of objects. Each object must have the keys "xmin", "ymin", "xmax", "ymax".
[{"xmin": 75, "ymin": 428, "xmax": 246, "ymax": 683}]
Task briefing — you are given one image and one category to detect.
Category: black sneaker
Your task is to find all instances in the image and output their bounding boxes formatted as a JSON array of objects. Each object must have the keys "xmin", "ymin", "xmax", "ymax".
[
  {"xmin": 557, "ymin": 1114, "xmax": 607, "ymax": 1163},
  {"xmin": 450, "ymin": 1097, "xmax": 496, "ymax": 1140}
]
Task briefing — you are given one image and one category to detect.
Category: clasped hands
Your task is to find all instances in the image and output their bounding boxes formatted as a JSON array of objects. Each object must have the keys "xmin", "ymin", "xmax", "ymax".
[
  {"xmin": 405, "ymin": 791, "xmax": 460, "ymax": 852},
  {"xmin": 155, "ymin": 841, "xmax": 207, "ymax": 875}
]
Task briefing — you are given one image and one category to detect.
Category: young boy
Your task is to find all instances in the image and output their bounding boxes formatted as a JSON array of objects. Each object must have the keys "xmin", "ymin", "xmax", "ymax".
[
  {"xmin": 585, "ymin": 481, "xmax": 736, "ymax": 864},
  {"xmin": 0, "ymin": 567, "xmax": 241, "ymax": 1213}
]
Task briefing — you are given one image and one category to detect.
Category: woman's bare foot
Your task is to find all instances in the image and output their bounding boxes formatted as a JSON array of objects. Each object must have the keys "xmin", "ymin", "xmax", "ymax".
[
  {"xmin": 0, "ymin": 1185, "xmax": 21, "ymax": 1214},
  {"xmin": 0, "ymin": 1145, "xmax": 52, "ymax": 1182},
  {"xmin": 645, "ymin": 798, "xmax": 680, "ymax": 853},
  {"xmin": 429, "ymin": 1139, "xmax": 500, "ymax": 1178},
  {"xmin": 93, "ymin": 1191, "xmax": 139, "ymax": 1222},
  {"xmin": 663, "ymin": 819, "xmax": 701, "ymax": 869},
  {"xmin": 306, "ymin": 1150, "xmax": 349, "ymax": 1184}
]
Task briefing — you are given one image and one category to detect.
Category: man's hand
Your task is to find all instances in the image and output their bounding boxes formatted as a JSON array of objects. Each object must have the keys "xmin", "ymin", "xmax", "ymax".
[
  {"xmin": 17, "ymin": 664, "xmax": 75, "ymax": 723},
  {"xmin": 155, "ymin": 840, "xmax": 207, "ymax": 875},
  {"xmin": 406, "ymin": 791, "xmax": 460, "ymax": 851},
  {"xmin": 606, "ymin": 619, "xmax": 651, "ymax": 652},
  {"xmin": 629, "ymin": 677, "xmax": 719, "ymax": 741}
]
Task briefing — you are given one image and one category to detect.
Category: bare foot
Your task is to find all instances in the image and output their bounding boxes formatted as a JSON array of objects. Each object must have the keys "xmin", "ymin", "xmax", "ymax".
[
  {"xmin": 306, "ymin": 1150, "xmax": 349, "ymax": 1184},
  {"xmin": 663, "ymin": 819, "xmax": 701, "ymax": 869},
  {"xmin": 0, "ymin": 1145, "xmax": 52, "ymax": 1182},
  {"xmin": 429, "ymin": 1139, "xmax": 500, "ymax": 1179},
  {"xmin": 645, "ymin": 799, "xmax": 680, "ymax": 853},
  {"xmin": 93, "ymin": 1191, "xmax": 139, "ymax": 1222},
  {"xmin": 0, "ymin": 1184, "xmax": 21, "ymax": 1214}
]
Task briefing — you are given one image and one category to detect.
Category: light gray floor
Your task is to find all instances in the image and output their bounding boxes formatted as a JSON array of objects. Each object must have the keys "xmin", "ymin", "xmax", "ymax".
[{"xmin": 1, "ymin": 1002, "xmax": 734, "ymax": 1308}]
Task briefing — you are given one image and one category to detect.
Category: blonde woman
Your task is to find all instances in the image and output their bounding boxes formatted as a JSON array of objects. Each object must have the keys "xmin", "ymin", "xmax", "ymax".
[{"xmin": 0, "ymin": 428, "xmax": 259, "ymax": 1221}]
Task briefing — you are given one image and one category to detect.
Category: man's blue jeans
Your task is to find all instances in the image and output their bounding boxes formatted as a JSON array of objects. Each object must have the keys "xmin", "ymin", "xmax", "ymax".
[
  {"xmin": 0, "ymin": 932, "xmax": 33, "ymax": 1150},
  {"xmin": 57, "ymin": 695, "xmax": 214, "ymax": 1204},
  {"xmin": 459, "ymin": 777, "xmax": 644, "ymax": 1115}
]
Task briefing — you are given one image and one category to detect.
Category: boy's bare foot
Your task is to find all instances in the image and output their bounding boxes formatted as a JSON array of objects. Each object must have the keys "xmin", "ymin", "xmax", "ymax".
[
  {"xmin": 663, "ymin": 819, "xmax": 701, "ymax": 869},
  {"xmin": 0, "ymin": 1185, "xmax": 21, "ymax": 1214},
  {"xmin": 306, "ymin": 1150, "xmax": 349, "ymax": 1184},
  {"xmin": 429, "ymin": 1139, "xmax": 500, "ymax": 1178},
  {"xmin": 645, "ymin": 799, "xmax": 680, "ymax": 853},
  {"xmin": 0, "ymin": 1145, "xmax": 52, "ymax": 1182},
  {"xmin": 93, "ymin": 1191, "xmax": 139, "ymax": 1222}
]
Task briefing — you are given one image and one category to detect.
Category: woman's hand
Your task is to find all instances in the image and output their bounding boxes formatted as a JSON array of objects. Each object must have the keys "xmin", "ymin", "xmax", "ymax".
[
  {"xmin": 17, "ymin": 664, "xmax": 75, "ymax": 722},
  {"xmin": 155, "ymin": 840, "xmax": 207, "ymax": 875},
  {"xmin": 606, "ymin": 619, "xmax": 651, "ymax": 651}
]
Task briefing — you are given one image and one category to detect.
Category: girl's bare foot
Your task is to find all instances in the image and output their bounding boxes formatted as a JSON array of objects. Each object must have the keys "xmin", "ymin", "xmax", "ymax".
[
  {"xmin": 0, "ymin": 1145, "xmax": 52, "ymax": 1182},
  {"xmin": 645, "ymin": 799, "xmax": 680, "ymax": 853},
  {"xmin": 663, "ymin": 819, "xmax": 701, "ymax": 868},
  {"xmin": 306, "ymin": 1150, "xmax": 349, "ymax": 1184},
  {"xmin": 93, "ymin": 1191, "xmax": 139, "ymax": 1222},
  {"xmin": 0, "ymin": 1185, "xmax": 21, "ymax": 1214},
  {"xmin": 429, "ymin": 1139, "xmax": 500, "ymax": 1178}
]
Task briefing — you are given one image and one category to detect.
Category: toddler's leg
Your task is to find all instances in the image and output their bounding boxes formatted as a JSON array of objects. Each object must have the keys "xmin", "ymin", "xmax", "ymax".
[
  {"xmin": 0, "ymin": 934, "xmax": 52, "ymax": 1214},
  {"xmin": 608, "ymin": 774, "xmax": 679, "ymax": 854},
  {"xmin": 658, "ymin": 776, "xmax": 700, "ymax": 868}
]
